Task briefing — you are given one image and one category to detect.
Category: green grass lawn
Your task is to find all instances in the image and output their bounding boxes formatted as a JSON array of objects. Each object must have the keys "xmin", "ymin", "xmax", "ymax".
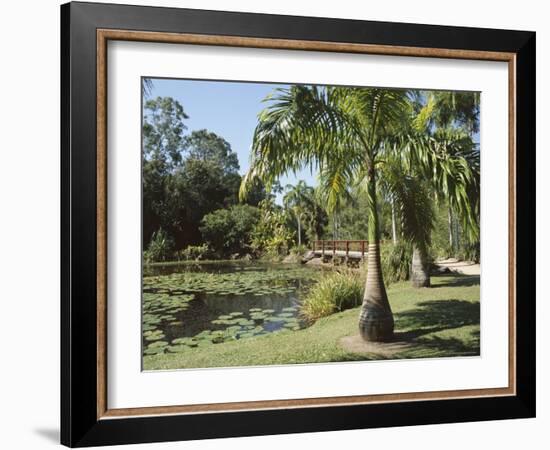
[{"xmin": 143, "ymin": 273, "xmax": 480, "ymax": 370}]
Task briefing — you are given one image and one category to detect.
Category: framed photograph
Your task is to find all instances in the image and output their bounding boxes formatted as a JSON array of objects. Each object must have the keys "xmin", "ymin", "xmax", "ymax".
[{"xmin": 61, "ymin": 1, "xmax": 535, "ymax": 447}]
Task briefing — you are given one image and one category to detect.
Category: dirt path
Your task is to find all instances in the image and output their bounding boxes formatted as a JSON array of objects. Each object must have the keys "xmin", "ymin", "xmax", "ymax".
[{"xmin": 436, "ymin": 258, "xmax": 480, "ymax": 276}]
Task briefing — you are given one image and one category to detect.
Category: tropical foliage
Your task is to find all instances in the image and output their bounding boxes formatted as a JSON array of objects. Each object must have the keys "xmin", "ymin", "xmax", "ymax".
[{"xmin": 250, "ymin": 198, "xmax": 295, "ymax": 258}]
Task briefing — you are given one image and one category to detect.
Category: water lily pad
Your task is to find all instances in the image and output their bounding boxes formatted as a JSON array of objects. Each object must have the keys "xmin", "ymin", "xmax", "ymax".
[
  {"xmin": 238, "ymin": 332, "xmax": 255, "ymax": 339},
  {"xmin": 266, "ymin": 317, "xmax": 285, "ymax": 323},
  {"xmin": 143, "ymin": 347, "xmax": 165, "ymax": 355},
  {"xmin": 148, "ymin": 340, "xmax": 168, "ymax": 348},
  {"xmin": 145, "ymin": 333, "xmax": 165, "ymax": 341},
  {"xmin": 195, "ymin": 330, "xmax": 212, "ymax": 338},
  {"xmin": 250, "ymin": 313, "xmax": 266, "ymax": 320},
  {"xmin": 237, "ymin": 319, "xmax": 255, "ymax": 326},
  {"xmin": 166, "ymin": 345, "xmax": 188, "ymax": 353}
]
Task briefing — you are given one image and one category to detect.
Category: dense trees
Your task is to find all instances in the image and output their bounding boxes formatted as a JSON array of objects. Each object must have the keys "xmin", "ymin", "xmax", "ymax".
[
  {"xmin": 200, "ymin": 205, "xmax": 259, "ymax": 257},
  {"xmin": 142, "ymin": 97, "xmax": 261, "ymax": 251}
]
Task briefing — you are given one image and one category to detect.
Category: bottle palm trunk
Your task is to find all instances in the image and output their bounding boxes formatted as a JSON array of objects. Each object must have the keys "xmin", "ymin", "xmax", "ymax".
[
  {"xmin": 411, "ymin": 244, "xmax": 430, "ymax": 287},
  {"xmin": 358, "ymin": 165, "xmax": 394, "ymax": 341}
]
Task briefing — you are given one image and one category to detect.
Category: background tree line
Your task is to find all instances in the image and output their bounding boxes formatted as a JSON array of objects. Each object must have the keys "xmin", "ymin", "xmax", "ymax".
[{"xmin": 142, "ymin": 96, "xmax": 266, "ymax": 261}]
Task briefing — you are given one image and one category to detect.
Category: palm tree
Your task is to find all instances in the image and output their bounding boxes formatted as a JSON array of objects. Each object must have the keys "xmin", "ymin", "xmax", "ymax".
[
  {"xmin": 414, "ymin": 91, "xmax": 480, "ymax": 255},
  {"xmin": 240, "ymin": 85, "xmax": 411, "ymax": 341},
  {"xmin": 303, "ymin": 187, "xmax": 329, "ymax": 242},
  {"xmin": 429, "ymin": 129, "xmax": 480, "ymax": 242},
  {"xmin": 374, "ymin": 147, "xmax": 435, "ymax": 287},
  {"xmin": 317, "ymin": 168, "xmax": 354, "ymax": 241},
  {"xmin": 283, "ymin": 180, "xmax": 313, "ymax": 247},
  {"xmin": 142, "ymin": 78, "xmax": 154, "ymax": 98},
  {"xmin": 413, "ymin": 90, "xmax": 480, "ymax": 135},
  {"xmin": 378, "ymin": 127, "xmax": 479, "ymax": 288}
]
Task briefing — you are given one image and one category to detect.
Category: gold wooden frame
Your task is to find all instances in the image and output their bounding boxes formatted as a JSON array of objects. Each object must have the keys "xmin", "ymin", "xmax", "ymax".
[{"xmin": 96, "ymin": 29, "xmax": 516, "ymax": 420}]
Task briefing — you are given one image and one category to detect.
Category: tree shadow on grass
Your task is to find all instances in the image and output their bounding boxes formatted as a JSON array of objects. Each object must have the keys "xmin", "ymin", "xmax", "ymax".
[
  {"xmin": 338, "ymin": 298, "xmax": 481, "ymax": 361},
  {"xmin": 418, "ymin": 333, "xmax": 480, "ymax": 356},
  {"xmin": 431, "ymin": 274, "xmax": 480, "ymax": 288},
  {"xmin": 394, "ymin": 299, "xmax": 480, "ymax": 341}
]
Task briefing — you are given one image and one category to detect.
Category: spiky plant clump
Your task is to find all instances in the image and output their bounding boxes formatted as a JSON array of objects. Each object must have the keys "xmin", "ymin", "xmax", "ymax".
[
  {"xmin": 381, "ymin": 242, "xmax": 413, "ymax": 285},
  {"xmin": 300, "ymin": 270, "xmax": 363, "ymax": 322},
  {"xmin": 144, "ymin": 228, "xmax": 175, "ymax": 263}
]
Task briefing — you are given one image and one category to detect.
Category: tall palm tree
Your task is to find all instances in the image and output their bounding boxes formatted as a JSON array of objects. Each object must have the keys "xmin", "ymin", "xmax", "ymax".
[
  {"xmin": 240, "ymin": 85, "xmax": 411, "ymax": 341},
  {"xmin": 414, "ymin": 91, "xmax": 480, "ymax": 254},
  {"xmin": 378, "ymin": 127, "xmax": 479, "ymax": 287},
  {"xmin": 317, "ymin": 167, "xmax": 355, "ymax": 241},
  {"xmin": 303, "ymin": 187, "xmax": 329, "ymax": 242},
  {"xmin": 429, "ymin": 128, "xmax": 480, "ymax": 243},
  {"xmin": 374, "ymin": 146, "xmax": 435, "ymax": 287},
  {"xmin": 283, "ymin": 180, "xmax": 313, "ymax": 246}
]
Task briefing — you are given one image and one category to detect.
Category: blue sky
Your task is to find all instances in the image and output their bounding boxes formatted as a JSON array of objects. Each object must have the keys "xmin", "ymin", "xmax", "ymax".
[{"xmin": 147, "ymin": 78, "xmax": 318, "ymax": 203}]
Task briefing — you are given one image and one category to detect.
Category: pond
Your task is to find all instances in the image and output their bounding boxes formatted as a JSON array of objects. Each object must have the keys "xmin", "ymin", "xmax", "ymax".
[{"xmin": 142, "ymin": 261, "xmax": 321, "ymax": 356}]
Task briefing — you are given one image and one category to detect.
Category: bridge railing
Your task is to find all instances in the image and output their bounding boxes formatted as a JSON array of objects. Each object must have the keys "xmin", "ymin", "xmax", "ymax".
[{"xmin": 312, "ymin": 240, "xmax": 369, "ymax": 258}]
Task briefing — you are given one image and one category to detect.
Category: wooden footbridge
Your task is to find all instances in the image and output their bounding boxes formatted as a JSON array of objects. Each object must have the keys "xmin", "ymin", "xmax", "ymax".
[{"xmin": 306, "ymin": 240, "xmax": 370, "ymax": 262}]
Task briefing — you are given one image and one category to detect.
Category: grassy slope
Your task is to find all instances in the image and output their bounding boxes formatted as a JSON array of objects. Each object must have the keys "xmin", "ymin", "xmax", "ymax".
[{"xmin": 143, "ymin": 274, "xmax": 480, "ymax": 370}]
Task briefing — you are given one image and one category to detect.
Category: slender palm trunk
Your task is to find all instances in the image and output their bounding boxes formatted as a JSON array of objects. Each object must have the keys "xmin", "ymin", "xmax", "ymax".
[
  {"xmin": 411, "ymin": 244, "xmax": 431, "ymax": 287},
  {"xmin": 297, "ymin": 216, "xmax": 302, "ymax": 246},
  {"xmin": 448, "ymin": 207, "xmax": 454, "ymax": 251},
  {"xmin": 358, "ymin": 163, "xmax": 394, "ymax": 342},
  {"xmin": 391, "ymin": 198, "xmax": 398, "ymax": 245}
]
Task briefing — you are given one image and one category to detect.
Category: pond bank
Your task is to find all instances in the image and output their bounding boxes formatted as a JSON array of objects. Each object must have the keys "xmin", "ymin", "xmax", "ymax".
[{"xmin": 143, "ymin": 273, "xmax": 480, "ymax": 370}]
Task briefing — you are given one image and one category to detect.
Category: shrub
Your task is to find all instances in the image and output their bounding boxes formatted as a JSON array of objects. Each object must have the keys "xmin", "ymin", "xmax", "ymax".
[
  {"xmin": 431, "ymin": 242, "xmax": 453, "ymax": 260},
  {"xmin": 175, "ymin": 244, "xmax": 211, "ymax": 261},
  {"xmin": 251, "ymin": 199, "xmax": 294, "ymax": 258},
  {"xmin": 282, "ymin": 244, "xmax": 309, "ymax": 263},
  {"xmin": 380, "ymin": 242, "xmax": 413, "ymax": 284},
  {"xmin": 144, "ymin": 228, "xmax": 174, "ymax": 263},
  {"xmin": 457, "ymin": 241, "xmax": 480, "ymax": 263},
  {"xmin": 300, "ymin": 270, "xmax": 363, "ymax": 322},
  {"xmin": 200, "ymin": 205, "xmax": 259, "ymax": 257},
  {"xmin": 290, "ymin": 244, "xmax": 308, "ymax": 256}
]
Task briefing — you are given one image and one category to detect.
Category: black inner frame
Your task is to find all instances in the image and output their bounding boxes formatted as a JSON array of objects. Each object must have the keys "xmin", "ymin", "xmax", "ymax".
[{"xmin": 61, "ymin": 2, "xmax": 536, "ymax": 447}]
